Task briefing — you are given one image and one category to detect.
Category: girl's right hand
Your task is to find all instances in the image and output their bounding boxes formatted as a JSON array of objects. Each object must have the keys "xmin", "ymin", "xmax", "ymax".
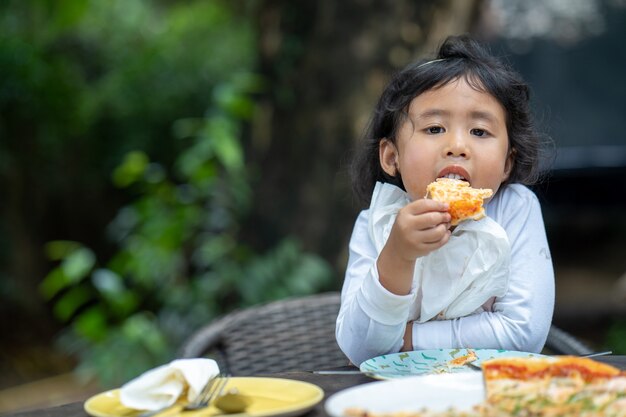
[
  {"xmin": 377, "ymin": 199, "xmax": 451, "ymax": 295},
  {"xmin": 388, "ymin": 199, "xmax": 452, "ymax": 261}
]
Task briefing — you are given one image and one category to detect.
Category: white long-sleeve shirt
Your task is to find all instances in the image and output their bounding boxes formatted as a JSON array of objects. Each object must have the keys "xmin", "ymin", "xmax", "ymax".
[{"xmin": 335, "ymin": 183, "xmax": 555, "ymax": 366}]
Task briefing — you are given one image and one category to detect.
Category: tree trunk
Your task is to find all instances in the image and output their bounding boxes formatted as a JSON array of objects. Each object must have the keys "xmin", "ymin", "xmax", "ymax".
[{"xmin": 248, "ymin": 0, "xmax": 483, "ymax": 277}]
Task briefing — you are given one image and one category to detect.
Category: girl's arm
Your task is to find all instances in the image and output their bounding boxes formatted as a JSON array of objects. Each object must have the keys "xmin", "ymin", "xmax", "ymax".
[
  {"xmin": 336, "ymin": 200, "xmax": 451, "ymax": 365},
  {"xmin": 409, "ymin": 185, "xmax": 555, "ymax": 352},
  {"xmin": 335, "ymin": 211, "xmax": 413, "ymax": 365}
]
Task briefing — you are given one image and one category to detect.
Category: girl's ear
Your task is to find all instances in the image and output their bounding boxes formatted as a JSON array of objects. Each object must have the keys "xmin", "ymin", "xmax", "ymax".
[
  {"xmin": 379, "ymin": 138, "xmax": 399, "ymax": 177},
  {"xmin": 502, "ymin": 147, "xmax": 516, "ymax": 182}
]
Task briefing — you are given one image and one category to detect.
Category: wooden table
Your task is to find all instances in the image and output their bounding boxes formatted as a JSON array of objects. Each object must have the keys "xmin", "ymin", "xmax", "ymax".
[{"xmin": 6, "ymin": 356, "xmax": 626, "ymax": 417}]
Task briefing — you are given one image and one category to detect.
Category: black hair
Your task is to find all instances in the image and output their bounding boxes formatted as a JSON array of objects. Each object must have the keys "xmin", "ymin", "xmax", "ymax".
[{"xmin": 350, "ymin": 34, "xmax": 551, "ymax": 206}]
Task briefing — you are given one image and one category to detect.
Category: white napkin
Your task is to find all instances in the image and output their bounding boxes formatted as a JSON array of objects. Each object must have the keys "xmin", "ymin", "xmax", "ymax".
[
  {"xmin": 368, "ymin": 182, "xmax": 510, "ymax": 323},
  {"xmin": 120, "ymin": 358, "xmax": 220, "ymax": 411}
]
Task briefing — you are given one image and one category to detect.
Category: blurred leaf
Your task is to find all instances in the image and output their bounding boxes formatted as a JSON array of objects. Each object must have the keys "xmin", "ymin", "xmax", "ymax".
[
  {"xmin": 172, "ymin": 118, "xmax": 204, "ymax": 140},
  {"xmin": 206, "ymin": 116, "xmax": 243, "ymax": 172},
  {"xmin": 45, "ymin": 240, "xmax": 82, "ymax": 261},
  {"xmin": 112, "ymin": 151, "xmax": 150, "ymax": 188},
  {"xmin": 40, "ymin": 268, "xmax": 69, "ymax": 300},
  {"xmin": 92, "ymin": 269, "xmax": 139, "ymax": 316},
  {"xmin": 51, "ymin": 0, "xmax": 89, "ymax": 32},
  {"xmin": 53, "ymin": 286, "xmax": 92, "ymax": 322},
  {"xmin": 73, "ymin": 306, "xmax": 108, "ymax": 342},
  {"xmin": 61, "ymin": 247, "xmax": 96, "ymax": 283},
  {"xmin": 192, "ymin": 234, "xmax": 236, "ymax": 268},
  {"xmin": 122, "ymin": 313, "xmax": 168, "ymax": 357},
  {"xmin": 144, "ymin": 163, "xmax": 166, "ymax": 184},
  {"xmin": 214, "ymin": 84, "xmax": 255, "ymax": 119},
  {"xmin": 110, "ymin": 292, "xmax": 140, "ymax": 319},
  {"xmin": 605, "ymin": 319, "xmax": 626, "ymax": 354},
  {"xmin": 286, "ymin": 255, "xmax": 333, "ymax": 295},
  {"xmin": 91, "ymin": 269, "xmax": 124, "ymax": 296},
  {"xmin": 237, "ymin": 239, "xmax": 333, "ymax": 305}
]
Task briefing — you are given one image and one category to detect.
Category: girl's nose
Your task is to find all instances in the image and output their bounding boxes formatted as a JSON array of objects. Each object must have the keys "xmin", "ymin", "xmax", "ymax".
[{"xmin": 445, "ymin": 132, "xmax": 469, "ymax": 158}]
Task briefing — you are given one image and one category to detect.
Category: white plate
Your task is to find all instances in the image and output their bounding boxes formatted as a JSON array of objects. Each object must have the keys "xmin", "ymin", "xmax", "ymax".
[
  {"xmin": 325, "ymin": 372, "xmax": 484, "ymax": 417},
  {"xmin": 360, "ymin": 348, "xmax": 549, "ymax": 379}
]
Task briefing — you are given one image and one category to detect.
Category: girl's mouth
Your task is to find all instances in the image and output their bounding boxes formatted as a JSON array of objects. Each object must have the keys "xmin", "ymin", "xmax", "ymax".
[
  {"xmin": 440, "ymin": 172, "xmax": 466, "ymax": 181},
  {"xmin": 437, "ymin": 166, "xmax": 471, "ymax": 183}
]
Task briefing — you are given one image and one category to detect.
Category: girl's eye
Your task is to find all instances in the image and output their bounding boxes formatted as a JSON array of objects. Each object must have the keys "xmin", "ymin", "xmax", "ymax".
[
  {"xmin": 427, "ymin": 126, "xmax": 444, "ymax": 134},
  {"xmin": 470, "ymin": 128, "xmax": 488, "ymax": 137}
]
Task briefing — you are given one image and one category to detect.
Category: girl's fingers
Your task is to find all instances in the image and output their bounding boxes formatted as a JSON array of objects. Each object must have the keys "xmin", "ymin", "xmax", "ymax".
[
  {"xmin": 387, "ymin": 214, "xmax": 451, "ymax": 260},
  {"xmin": 391, "ymin": 200, "xmax": 453, "ymax": 257},
  {"xmin": 419, "ymin": 223, "xmax": 451, "ymax": 245},
  {"xmin": 405, "ymin": 198, "xmax": 449, "ymax": 214},
  {"xmin": 399, "ymin": 200, "xmax": 451, "ymax": 228},
  {"xmin": 408, "ymin": 211, "xmax": 451, "ymax": 231}
]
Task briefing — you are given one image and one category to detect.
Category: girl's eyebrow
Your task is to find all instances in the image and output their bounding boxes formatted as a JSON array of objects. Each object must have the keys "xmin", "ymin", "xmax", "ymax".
[
  {"xmin": 414, "ymin": 109, "xmax": 449, "ymax": 120},
  {"xmin": 413, "ymin": 109, "xmax": 501, "ymax": 126},
  {"xmin": 470, "ymin": 110, "xmax": 500, "ymax": 126}
]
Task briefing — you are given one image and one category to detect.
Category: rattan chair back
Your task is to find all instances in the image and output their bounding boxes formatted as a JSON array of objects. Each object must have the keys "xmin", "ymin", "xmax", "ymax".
[
  {"xmin": 545, "ymin": 324, "xmax": 593, "ymax": 355},
  {"xmin": 178, "ymin": 292, "xmax": 349, "ymax": 375}
]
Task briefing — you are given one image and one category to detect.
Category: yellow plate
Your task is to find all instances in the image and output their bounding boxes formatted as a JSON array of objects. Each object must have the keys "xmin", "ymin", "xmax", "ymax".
[{"xmin": 84, "ymin": 377, "xmax": 324, "ymax": 417}]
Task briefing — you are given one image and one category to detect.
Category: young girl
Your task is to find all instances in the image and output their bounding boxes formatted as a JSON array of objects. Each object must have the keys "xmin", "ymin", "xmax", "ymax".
[{"xmin": 336, "ymin": 35, "xmax": 555, "ymax": 365}]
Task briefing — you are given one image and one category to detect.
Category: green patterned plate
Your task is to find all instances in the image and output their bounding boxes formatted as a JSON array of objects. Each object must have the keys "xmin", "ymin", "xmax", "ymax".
[{"xmin": 359, "ymin": 348, "xmax": 549, "ymax": 379}]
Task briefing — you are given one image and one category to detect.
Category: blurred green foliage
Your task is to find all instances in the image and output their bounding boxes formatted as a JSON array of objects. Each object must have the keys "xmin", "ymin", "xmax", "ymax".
[
  {"xmin": 1, "ymin": 0, "xmax": 334, "ymax": 386},
  {"xmin": 606, "ymin": 319, "xmax": 626, "ymax": 354}
]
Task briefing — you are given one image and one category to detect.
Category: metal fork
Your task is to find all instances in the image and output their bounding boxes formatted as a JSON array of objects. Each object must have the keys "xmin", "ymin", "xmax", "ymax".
[
  {"xmin": 184, "ymin": 374, "xmax": 231, "ymax": 411},
  {"xmin": 136, "ymin": 374, "xmax": 229, "ymax": 417}
]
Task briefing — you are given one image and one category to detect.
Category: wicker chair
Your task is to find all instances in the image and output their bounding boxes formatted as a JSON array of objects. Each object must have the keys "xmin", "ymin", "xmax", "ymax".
[
  {"xmin": 178, "ymin": 292, "xmax": 349, "ymax": 375},
  {"xmin": 544, "ymin": 324, "xmax": 593, "ymax": 355},
  {"xmin": 178, "ymin": 292, "xmax": 592, "ymax": 375}
]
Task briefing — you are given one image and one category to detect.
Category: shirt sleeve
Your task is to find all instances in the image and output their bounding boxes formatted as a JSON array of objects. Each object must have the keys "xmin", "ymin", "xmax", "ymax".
[
  {"xmin": 410, "ymin": 185, "xmax": 555, "ymax": 352},
  {"xmin": 335, "ymin": 210, "xmax": 416, "ymax": 365}
]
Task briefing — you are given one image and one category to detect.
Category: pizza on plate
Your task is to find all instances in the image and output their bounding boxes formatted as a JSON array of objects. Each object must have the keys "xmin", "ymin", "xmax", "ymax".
[
  {"xmin": 481, "ymin": 356, "xmax": 626, "ymax": 416},
  {"xmin": 343, "ymin": 356, "xmax": 626, "ymax": 417},
  {"xmin": 425, "ymin": 178, "xmax": 493, "ymax": 226}
]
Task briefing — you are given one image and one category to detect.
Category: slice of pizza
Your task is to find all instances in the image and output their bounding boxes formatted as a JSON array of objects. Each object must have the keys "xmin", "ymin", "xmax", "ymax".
[
  {"xmin": 481, "ymin": 356, "xmax": 626, "ymax": 415},
  {"xmin": 425, "ymin": 178, "xmax": 493, "ymax": 226}
]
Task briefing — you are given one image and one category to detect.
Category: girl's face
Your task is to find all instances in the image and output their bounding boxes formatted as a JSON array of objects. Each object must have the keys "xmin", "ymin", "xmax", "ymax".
[{"xmin": 379, "ymin": 77, "xmax": 513, "ymax": 201}]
